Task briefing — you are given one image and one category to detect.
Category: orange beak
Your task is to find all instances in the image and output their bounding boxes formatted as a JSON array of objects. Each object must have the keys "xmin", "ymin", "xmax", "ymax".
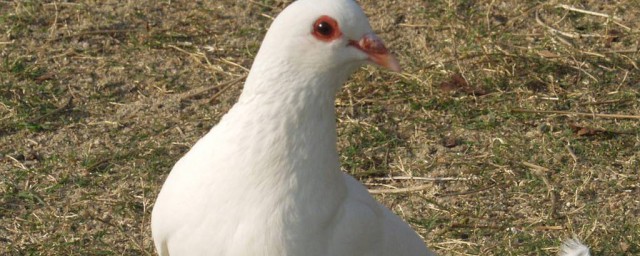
[{"xmin": 349, "ymin": 33, "xmax": 401, "ymax": 72}]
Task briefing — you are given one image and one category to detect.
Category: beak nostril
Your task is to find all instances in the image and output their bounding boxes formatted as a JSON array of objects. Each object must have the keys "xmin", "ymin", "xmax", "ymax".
[
  {"xmin": 360, "ymin": 33, "xmax": 388, "ymax": 54},
  {"xmin": 349, "ymin": 33, "xmax": 401, "ymax": 72}
]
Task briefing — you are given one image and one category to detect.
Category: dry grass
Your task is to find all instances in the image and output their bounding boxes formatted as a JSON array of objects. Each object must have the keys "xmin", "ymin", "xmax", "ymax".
[{"xmin": 1, "ymin": 0, "xmax": 639, "ymax": 255}]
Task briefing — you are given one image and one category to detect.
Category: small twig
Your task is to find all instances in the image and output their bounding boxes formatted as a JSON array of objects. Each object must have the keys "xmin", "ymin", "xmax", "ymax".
[
  {"xmin": 218, "ymin": 58, "xmax": 250, "ymax": 72},
  {"xmin": 5, "ymin": 155, "xmax": 28, "ymax": 170},
  {"xmin": 555, "ymin": 4, "xmax": 631, "ymax": 30},
  {"xmin": 569, "ymin": 123, "xmax": 636, "ymax": 136},
  {"xmin": 533, "ymin": 225, "xmax": 564, "ymax": 231},
  {"xmin": 165, "ymin": 44, "xmax": 248, "ymax": 103},
  {"xmin": 51, "ymin": 29, "xmax": 141, "ymax": 42},
  {"xmin": 398, "ymin": 23, "xmax": 432, "ymax": 28},
  {"xmin": 260, "ymin": 13, "xmax": 275, "ymax": 20},
  {"xmin": 571, "ymin": 64, "xmax": 599, "ymax": 83},
  {"xmin": 169, "ymin": 44, "xmax": 248, "ymax": 74},
  {"xmin": 176, "ymin": 75, "xmax": 246, "ymax": 102},
  {"xmin": 565, "ymin": 143, "xmax": 579, "ymax": 163},
  {"xmin": 167, "ymin": 44, "xmax": 223, "ymax": 75},
  {"xmin": 605, "ymin": 48, "xmax": 639, "ymax": 54},
  {"xmin": 438, "ymin": 183, "xmax": 497, "ymax": 197},
  {"xmin": 368, "ymin": 184, "xmax": 432, "ymax": 194},
  {"xmin": 617, "ymin": 70, "xmax": 631, "ymax": 91},
  {"xmin": 450, "ymin": 223, "xmax": 505, "ymax": 230},
  {"xmin": 523, "ymin": 162, "xmax": 557, "ymax": 217},
  {"xmin": 372, "ymin": 176, "xmax": 472, "ymax": 182},
  {"xmin": 208, "ymin": 76, "xmax": 246, "ymax": 103},
  {"xmin": 522, "ymin": 161, "xmax": 550, "ymax": 172},
  {"xmin": 351, "ymin": 169, "xmax": 387, "ymax": 179},
  {"xmin": 579, "ymin": 99, "xmax": 631, "ymax": 106},
  {"xmin": 167, "ymin": 44, "xmax": 194, "ymax": 55},
  {"xmin": 555, "ymin": 4, "xmax": 622, "ymax": 21},
  {"xmin": 511, "ymin": 109, "xmax": 640, "ymax": 120},
  {"xmin": 248, "ymin": 0, "xmax": 276, "ymax": 9},
  {"xmin": 47, "ymin": 2, "xmax": 59, "ymax": 39},
  {"xmin": 535, "ymin": 11, "xmax": 575, "ymax": 39},
  {"xmin": 535, "ymin": 11, "xmax": 605, "ymax": 39},
  {"xmin": 139, "ymin": 176, "xmax": 148, "ymax": 254},
  {"xmin": 42, "ymin": 2, "xmax": 82, "ymax": 7}
]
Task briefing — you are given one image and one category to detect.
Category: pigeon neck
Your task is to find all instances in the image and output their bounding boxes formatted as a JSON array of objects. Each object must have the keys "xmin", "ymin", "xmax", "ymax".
[
  {"xmin": 210, "ymin": 65, "xmax": 349, "ymax": 223},
  {"xmin": 223, "ymin": 62, "xmax": 348, "ymax": 183},
  {"xmin": 240, "ymin": 54, "xmax": 351, "ymax": 98}
]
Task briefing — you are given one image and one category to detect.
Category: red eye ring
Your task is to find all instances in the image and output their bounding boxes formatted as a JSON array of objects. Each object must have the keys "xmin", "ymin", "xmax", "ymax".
[{"xmin": 312, "ymin": 15, "xmax": 342, "ymax": 42}]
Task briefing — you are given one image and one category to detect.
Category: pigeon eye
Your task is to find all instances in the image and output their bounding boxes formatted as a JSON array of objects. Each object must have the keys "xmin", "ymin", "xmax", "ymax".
[
  {"xmin": 316, "ymin": 22, "xmax": 333, "ymax": 36},
  {"xmin": 312, "ymin": 16, "xmax": 341, "ymax": 41}
]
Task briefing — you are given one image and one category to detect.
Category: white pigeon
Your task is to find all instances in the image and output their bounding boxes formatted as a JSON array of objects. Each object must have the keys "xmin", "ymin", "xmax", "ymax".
[{"xmin": 151, "ymin": 0, "xmax": 434, "ymax": 255}]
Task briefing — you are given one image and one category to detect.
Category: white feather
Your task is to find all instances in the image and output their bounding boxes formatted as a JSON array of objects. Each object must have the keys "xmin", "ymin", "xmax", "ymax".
[{"xmin": 559, "ymin": 239, "xmax": 590, "ymax": 256}]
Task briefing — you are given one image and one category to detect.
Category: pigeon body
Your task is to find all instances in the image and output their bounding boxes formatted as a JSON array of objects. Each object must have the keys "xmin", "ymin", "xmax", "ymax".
[{"xmin": 151, "ymin": 0, "xmax": 432, "ymax": 255}]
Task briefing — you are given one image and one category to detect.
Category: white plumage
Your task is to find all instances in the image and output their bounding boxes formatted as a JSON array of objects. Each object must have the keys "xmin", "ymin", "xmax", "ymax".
[
  {"xmin": 559, "ymin": 239, "xmax": 591, "ymax": 256},
  {"xmin": 151, "ymin": 0, "xmax": 433, "ymax": 255}
]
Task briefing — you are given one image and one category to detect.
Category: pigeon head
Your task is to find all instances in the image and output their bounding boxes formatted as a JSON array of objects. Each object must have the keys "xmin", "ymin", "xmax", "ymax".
[{"xmin": 249, "ymin": 0, "xmax": 400, "ymax": 89}]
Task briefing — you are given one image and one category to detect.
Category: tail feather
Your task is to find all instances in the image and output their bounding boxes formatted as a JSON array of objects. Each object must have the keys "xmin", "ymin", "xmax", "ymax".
[{"xmin": 559, "ymin": 239, "xmax": 590, "ymax": 256}]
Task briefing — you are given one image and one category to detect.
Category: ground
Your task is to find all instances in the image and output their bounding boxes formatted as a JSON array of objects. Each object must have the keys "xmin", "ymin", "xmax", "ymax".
[{"xmin": 1, "ymin": 0, "xmax": 639, "ymax": 255}]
